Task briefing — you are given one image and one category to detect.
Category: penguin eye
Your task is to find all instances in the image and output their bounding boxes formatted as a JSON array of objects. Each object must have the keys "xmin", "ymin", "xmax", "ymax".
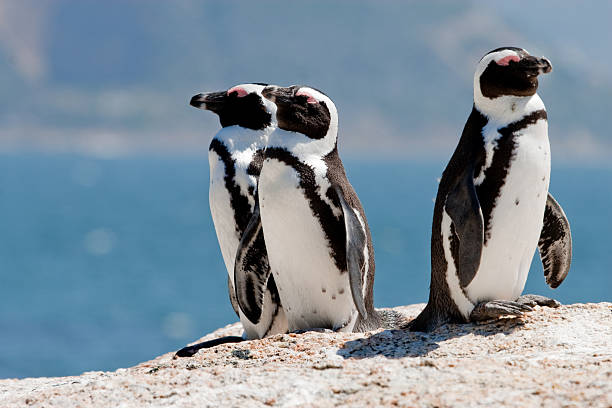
[
  {"xmin": 295, "ymin": 90, "xmax": 318, "ymax": 104},
  {"xmin": 496, "ymin": 55, "xmax": 520, "ymax": 66},
  {"xmin": 227, "ymin": 86, "xmax": 248, "ymax": 98}
]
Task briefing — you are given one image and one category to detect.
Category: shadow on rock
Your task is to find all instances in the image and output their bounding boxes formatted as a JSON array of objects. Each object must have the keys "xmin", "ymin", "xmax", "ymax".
[{"xmin": 338, "ymin": 318, "xmax": 524, "ymax": 359}]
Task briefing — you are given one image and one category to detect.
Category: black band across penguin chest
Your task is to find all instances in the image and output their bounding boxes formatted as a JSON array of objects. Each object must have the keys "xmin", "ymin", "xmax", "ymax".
[
  {"xmin": 474, "ymin": 109, "xmax": 547, "ymax": 243},
  {"xmin": 264, "ymin": 147, "xmax": 347, "ymax": 272},
  {"xmin": 209, "ymin": 138, "xmax": 254, "ymax": 234}
]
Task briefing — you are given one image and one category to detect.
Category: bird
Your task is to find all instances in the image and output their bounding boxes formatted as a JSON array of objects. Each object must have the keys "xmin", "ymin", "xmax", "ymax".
[
  {"xmin": 175, "ymin": 83, "xmax": 287, "ymax": 357},
  {"xmin": 234, "ymin": 85, "xmax": 405, "ymax": 334},
  {"xmin": 409, "ymin": 47, "xmax": 572, "ymax": 332}
]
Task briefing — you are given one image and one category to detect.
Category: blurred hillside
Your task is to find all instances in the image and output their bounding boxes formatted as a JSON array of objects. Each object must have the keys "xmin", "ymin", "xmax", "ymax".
[{"xmin": 0, "ymin": 0, "xmax": 610, "ymax": 161}]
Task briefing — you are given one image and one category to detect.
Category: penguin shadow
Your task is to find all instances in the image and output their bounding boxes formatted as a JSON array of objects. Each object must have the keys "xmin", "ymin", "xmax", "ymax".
[{"xmin": 337, "ymin": 318, "xmax": 524, "ymax": 359}]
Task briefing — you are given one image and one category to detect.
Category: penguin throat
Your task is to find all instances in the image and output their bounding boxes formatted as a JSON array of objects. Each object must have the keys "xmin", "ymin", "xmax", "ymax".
[
  {"xmin": 474, "ymin": 93, "xmax": 544, "ymax": 124},
  {"xmin": 267, "ymin": 128, "xmax": 337, "ymax": 161}
]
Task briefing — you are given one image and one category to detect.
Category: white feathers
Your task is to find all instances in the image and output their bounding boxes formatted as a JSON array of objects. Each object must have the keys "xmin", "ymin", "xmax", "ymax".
[
  {"xmin": 465, "ymin": 118, "xmax": 550, "ymax": 303},
  {"xmin": 473, "ymin": 48, "xmax": 548, "ymax": 123},
  {"xmin": 443, "ymin": 50, "xmax": 553, "ymax": 313},
  {"xmin": 267, "ymin": 87, "xmax": 338, "ymax": 160},
  {"xmin": 353, "ymin": 209, "xmax": 369, "ymax": 298},
  {"xmin": 207, "ymin": 86, "xmax": 285, "ymax": 339},
  {"xmin": 256, "ymin": 88, "xmax": 361, "ymax": 332},
  {"xmin": 473, "ymin": 121, "xmax": 500, "ymax": 186},
  {"xmin": 209, "ymin": 148, "xmax": 242, "ymax": 278},
  {"xmin": 265, "ymin": 91, "xmax": 341, "ymax": 218},
  {"xmin": 258, "ymin": 159, "xmax": 357, "ymax": 332}
]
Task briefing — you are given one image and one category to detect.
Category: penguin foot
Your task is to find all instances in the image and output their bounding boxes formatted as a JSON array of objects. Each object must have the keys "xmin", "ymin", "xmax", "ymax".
[
  {"xmin": 469, "ymin": 300, "xmax": 533, "ymax": 322},
  {"xmin": 174, "ymin": 335, "xmax": 244, "ymax": 358},
  {"xmin": 516, "ymin": 294, "xmax": 561, "ymax": 308}
]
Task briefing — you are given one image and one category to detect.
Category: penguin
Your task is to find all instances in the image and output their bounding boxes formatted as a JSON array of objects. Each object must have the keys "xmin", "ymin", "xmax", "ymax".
[
  {"xmin": 175, "ymin": 83, "xmax": 288, "ymax": 357},
  {"xmin": 410, "ymin": 47, "xmax": 572, "ymax": 332},
  {"xmin": 234, "ymin": 85, "xmax": 403, "ymax": 333}
]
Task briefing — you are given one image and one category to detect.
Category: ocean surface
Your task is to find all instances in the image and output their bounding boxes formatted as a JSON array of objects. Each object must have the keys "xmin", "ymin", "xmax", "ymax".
[{"xmin": 0, "ymin": 154, "xmax": 610, "ymax": 379}]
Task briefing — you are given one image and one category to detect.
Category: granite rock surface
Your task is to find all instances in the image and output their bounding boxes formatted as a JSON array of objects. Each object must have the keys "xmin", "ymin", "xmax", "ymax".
[{"xmin": 1, "ymin": 303, "xmax": 611, "ymax": 407}]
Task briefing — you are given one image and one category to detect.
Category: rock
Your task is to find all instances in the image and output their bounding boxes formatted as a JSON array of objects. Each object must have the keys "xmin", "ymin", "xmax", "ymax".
[{"xmin": 1, "ymin": 303, "xmax": 611, "ymax": 407}]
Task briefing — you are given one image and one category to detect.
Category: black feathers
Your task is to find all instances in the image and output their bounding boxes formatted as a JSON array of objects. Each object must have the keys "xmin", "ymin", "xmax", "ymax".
[
  {"xmin": 476, "ymin": 110, "xmax": 547, "ymax": 243},
  {"xmin": 209, "ymin": 139, "xmax": 253, "ymax": 235},
  {"xmin": 263, "ymin": 86, "xmax": 331, "ymax": 139},
  {"xmin": 264, "ymin": 146, "xmax": 347, "ymax": 272},
  {"xmin": 538, "ymin": 193, "xmax": 572, "ymax": 288}
]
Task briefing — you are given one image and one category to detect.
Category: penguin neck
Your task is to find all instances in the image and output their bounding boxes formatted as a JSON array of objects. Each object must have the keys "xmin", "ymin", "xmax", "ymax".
[
  {"xmin": 473, "ymin": 91, "xmax": 545, "ymax": 125},
  {"xmin": 214, "ymin": 124, "xmax": 276, "ymax": 153},
  {"xmin": 267, "ymin": 125, "xmax": 338, "ymax": 162}
]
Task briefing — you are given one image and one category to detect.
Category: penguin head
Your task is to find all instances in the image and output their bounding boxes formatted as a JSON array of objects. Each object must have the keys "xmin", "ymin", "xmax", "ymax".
[
  {"xmin": 474, "ymin": 47, "xmax": 552, "ymax": 114},
  {"xmin": 190, "ymin": 83, "xmax": 277, "ymax": 130},
  {"xmin": 262, "ymin": 85, "xmax": 338, "ymax": 140}
]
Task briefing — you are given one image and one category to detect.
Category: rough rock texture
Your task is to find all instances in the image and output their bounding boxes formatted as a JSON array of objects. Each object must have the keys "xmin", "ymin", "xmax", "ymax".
[{"xmin": 2, "ymin": 303, "xmax": 611, "ymax": 408}]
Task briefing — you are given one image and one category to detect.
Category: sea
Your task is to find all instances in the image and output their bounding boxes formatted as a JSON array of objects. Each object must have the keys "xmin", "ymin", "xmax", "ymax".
[{"xmin": 0, "ymin": 154, "xmax": 610, "ymax": 379}]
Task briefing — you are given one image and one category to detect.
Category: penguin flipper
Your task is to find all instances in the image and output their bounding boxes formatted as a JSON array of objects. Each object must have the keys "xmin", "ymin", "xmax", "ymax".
[
  {"xmin": 538, "ymin": 193, "xmax": 572, "ymax": 288},
  {"xmin": 234, "ymin": 203, "xmax": 271, "ymax": 324},
  {"xmin": 333, "ymin": 185, "xmax": 368, "ymax": 320},
  {"xmin": 227, "ymin": 276, "xmax": 241, "ymax": 318},
  {"xmin": 445, "ymin": 168, "xmax": 484, "ymax": 288}
]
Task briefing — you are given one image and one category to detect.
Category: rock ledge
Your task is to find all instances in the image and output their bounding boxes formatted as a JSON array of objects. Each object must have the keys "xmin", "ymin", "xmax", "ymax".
[{"xmin": 1, "ymin": 303, "xmax": 611, "ymax": 407}]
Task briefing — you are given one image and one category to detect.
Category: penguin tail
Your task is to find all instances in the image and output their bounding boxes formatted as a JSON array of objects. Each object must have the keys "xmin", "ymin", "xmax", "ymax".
[
  {"xmin": 376, "ymin": 308, "xmax": 411, "ymax": 330},
  {"xmin": 352, "ymin": 308, "xmax": 410, "ymax": 332}
]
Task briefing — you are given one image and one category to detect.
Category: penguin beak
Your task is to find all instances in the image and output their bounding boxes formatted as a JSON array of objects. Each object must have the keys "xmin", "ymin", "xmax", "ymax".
[
  {"xmin": 519, "ymin": 56, "xmax": 553, "ymax": 76},
  {"xmin": 190, "ymin": 91, "xmax": 227, "ymax": 113},
  {"xmin": 262, "ymin": 86, "xmax": 293, "ymax": 105}
]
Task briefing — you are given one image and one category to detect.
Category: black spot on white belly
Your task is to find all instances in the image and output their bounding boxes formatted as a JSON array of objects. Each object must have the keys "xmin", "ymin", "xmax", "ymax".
[
  {"xmin": 515, "ymin": 198, "xmax": 520, "ymax": 206},
  {"xmin": 338, "ymin": 288, "xmax": 345, "ymax": 295},
  {"xmin": 321, "ymin": 288, "xmax": 327, "ymax": 293}
]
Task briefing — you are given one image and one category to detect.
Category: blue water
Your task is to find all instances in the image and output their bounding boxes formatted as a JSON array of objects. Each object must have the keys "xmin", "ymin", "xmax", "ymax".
[{"xmin": 0, "ymin": 154, "xmax": 610, "ymax": 379}]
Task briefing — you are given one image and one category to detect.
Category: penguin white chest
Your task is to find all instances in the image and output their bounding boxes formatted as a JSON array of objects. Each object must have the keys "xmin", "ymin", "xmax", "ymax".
[
  {"xmin": 210, "ymin": 147, "xmax": 287, "ymax": 339},
  {"xmin": 208, "ymin": 150, "xmax": 241, "ymax": 280},
  {"xmin": 467, "ymin": 119, "xmax": 551, "ymax": 303},
  {"xmin": 208, "ymin": 146, "xmax": 258, "ymax": 278},
  {"xmin": 258, "ymin": 158, "xmax": 357, "ymax": 332}
]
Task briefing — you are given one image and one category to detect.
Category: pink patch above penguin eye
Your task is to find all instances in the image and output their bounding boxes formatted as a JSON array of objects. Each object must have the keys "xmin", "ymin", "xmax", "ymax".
[
  {"xmin": 496, "ymin": 55, "xmax": 520, "ymax": 66},
  {"xmin": 296, "ymin": 90, "xmax": 318, "ymax": 104},
  {"xmin": 227, "ymin": 86, "xmax": 248, "ymax": 97}
]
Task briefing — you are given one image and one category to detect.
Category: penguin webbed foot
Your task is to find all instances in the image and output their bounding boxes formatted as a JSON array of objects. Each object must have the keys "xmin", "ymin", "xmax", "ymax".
[
  {"xmin": 469, "ymin": 300, "xmax": 533, "ymax": 322},
  {"xmin": 405, "ymin": 304, "xmax": 447, "ymax": 332},
  {"xmin": 516, "ymin": 294, "xmax": 561, "ymax": 308},
  {"xmin": 174, "ymin": 335, "xmax": 245, "ymax": 358}
]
